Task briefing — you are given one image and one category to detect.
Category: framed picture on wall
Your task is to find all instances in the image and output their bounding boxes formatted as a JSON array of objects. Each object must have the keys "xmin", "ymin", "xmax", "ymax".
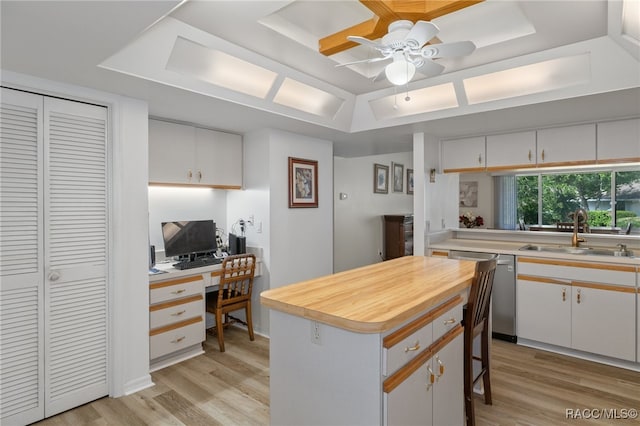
[
  {"xmin": 459, "ymin": 181, "xmax": 478, "ymax": 207},
  {"xmin": 392, "ymin": 162, "xmax": 404, "ymax": 193},
  {"xmin": 407, "ymin": 169, "xmax": 414, "ymax": 194},
  {"xmin": 373, "ymin": 163, "xmax": 389, "ymax": 194},
  {"xmin": 289, "ymin": 157, "xmax": 318, "ymax": 208}
]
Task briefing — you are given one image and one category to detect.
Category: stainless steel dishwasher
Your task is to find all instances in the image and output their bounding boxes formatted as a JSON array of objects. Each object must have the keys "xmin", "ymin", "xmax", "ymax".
[{"xmin": 448, "ymin": 250, "xmax": 516, "ymax": 342}]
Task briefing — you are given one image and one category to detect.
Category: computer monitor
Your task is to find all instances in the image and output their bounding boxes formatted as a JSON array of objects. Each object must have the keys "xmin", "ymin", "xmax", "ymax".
[{"xmin": 161, "ymin": 220, "xmax": 217, "ymax": 259}]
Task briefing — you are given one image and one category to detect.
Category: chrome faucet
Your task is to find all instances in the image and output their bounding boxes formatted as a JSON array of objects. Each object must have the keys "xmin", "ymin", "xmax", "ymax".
[{"xmin": 571, "ymin": 208, "xmax": 588, "ymax": 247}]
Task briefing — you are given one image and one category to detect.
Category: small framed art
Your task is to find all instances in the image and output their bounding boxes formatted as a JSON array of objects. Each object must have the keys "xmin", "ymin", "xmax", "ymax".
[
  {"xmin": 289, "ymin": 157, "xmax": 318, "ymax": 208},
  {"xmin": 407, "ymin": 168, "xmax": 414, "ymax": 194},
  {"xmin": 373, "ymin": 163, "xmax": 389, "ymax": 194},
  {"xmin": 392, "ymin": 162, "xmax": 404, "ymax": 193}
]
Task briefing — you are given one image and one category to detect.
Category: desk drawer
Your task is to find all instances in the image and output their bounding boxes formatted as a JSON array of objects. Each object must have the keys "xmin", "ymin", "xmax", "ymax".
[
  {"xmin": 150, "ymin": 276, "xmax": 203, "ymax": 304},
  {"xmin": 433, "ymin": 302, "xmax": 463, "ymax": 342},
  {"xmin": 150, "ymin": 295, "xmax": 203, "ymax": 329},
  {"xmin": 150, "ymin": 317, "xmax": 204, "ymax": 360}
]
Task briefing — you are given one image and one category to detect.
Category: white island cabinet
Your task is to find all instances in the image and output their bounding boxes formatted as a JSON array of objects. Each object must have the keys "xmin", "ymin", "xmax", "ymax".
[{"xmin": 261, "ymin": 256, "xmax": 475, "ymax": 426}]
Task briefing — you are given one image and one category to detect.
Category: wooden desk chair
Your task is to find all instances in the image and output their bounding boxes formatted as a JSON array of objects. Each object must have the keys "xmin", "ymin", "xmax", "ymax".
[
  {"xmin": 206, "ymin": 253, "xmax": 256, "ymax": 352},
  {"xmin": 463, "ymin": 255, "xmax": 498, "ymax": 426}
]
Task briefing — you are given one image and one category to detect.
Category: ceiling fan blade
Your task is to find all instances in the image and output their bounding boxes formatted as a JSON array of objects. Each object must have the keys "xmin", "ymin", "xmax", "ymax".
[
  {"xmin": 415, "ymin": 58, "xmax": 445, "ymax": 77},
  {"xmin": 404, "ymin": 21, "xmax": 439, "ymax": 49},
  {"xmin": 421, "ymin": 40, "xmax": 476, "ymax": 58},
  {"xmin": 347, "ymin": 35, "xmax": 385, "ymax": 50},
  {"xmin": 335, "ymin": 56, "xmax": 391, "ymax": 67}
]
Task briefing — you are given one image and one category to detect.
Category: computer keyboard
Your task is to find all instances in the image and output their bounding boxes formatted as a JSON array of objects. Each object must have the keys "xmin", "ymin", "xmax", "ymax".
[{"xmin": 173, "ymin": 257, "xmax": 222, "ymax": 270}]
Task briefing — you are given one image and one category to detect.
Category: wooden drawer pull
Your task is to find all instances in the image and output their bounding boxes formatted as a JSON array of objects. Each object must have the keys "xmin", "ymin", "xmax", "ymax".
[
  {"xmin": 171, "ymin": 336, "xmax": 186, "ymax": 344},
  {"xmin": 171, "ymin": 310, "xmax": 186, "ymax": 317},
  {"xmin": 576, "ymin": 289, "xmax": 581, "ymax": 304},
  {"xmin": 426, "ymin": 365, "xmax": 435, "ymax": 390},
  {"xmin": 443, "ymin": 318, "xmax": 457, "ymax": 325},
  {"xmin": 171, "ymin": 289, "xmax": 186, "ymax": 295},
  {"xmin": 562, "ymin": 288, "xmax": 566, "ymax": 302},
  {"xmin": 404, "ymin": 341, "xmax": 420, "ymax": 352}
]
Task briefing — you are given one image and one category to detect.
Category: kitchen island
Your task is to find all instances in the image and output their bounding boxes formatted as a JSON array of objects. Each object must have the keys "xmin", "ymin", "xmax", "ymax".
[{"xmin": 261, "ymin": 256, "xmax": 476, "ymax": 425}]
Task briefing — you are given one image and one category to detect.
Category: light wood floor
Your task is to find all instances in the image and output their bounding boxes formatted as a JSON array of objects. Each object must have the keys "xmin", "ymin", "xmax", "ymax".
[{"xmin": 35, "ymin": 329, "xmax": 640, "ymax": 425}]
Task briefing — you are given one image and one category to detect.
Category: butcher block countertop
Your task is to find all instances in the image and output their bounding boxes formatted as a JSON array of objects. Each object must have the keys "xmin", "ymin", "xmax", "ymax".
[{"xmin": 260, "ymin": 256, "xmax": 476, "ymax": 334}]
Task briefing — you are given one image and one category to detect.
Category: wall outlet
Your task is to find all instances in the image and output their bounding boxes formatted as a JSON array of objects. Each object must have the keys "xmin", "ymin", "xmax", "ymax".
[{"xmin": 310, "ymin": 321, "xmax": 321, "ymax": 345}]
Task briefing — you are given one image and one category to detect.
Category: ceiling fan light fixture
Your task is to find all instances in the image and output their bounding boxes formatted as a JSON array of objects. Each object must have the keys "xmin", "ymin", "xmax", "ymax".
[{"xmin": 385, "ymin": 53, "xmax": 416, "ymax": 85}]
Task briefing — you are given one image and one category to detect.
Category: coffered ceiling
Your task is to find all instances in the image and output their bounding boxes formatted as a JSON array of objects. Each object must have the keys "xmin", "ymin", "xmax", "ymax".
[{"xmin": 1, "ymin": 1, "xmax": 639, "ymax": 157}]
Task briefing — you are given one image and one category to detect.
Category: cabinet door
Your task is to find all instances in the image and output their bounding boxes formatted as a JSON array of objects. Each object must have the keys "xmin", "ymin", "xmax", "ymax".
[
  {"xmin": 0, "ymin": 88, "xmax": 45, "ymax": 425},
  {"xmin": 432, "ymin": 333, "xmax": 464, "ymax": 426},
  {"xmin": 384, "ymin": 359, "xmax": 434, "ymax": 426},
  {"xmin": 571, "ymin": 286, "xmax": 636, "ymax": 361},
  {"xmin": 149, "ymin": 119, "xmax": 196, "ymax": 184},
  {"xmin": 536, "ymin": 124, "xmax": 596, "ymax": 167},
  {"xmin": 517, "ymin": 278, "xmax": 571, "ymax": 347},
  {"xmin": 195, "ymin": 128, "xmax": 242, "ymax": 188},
  {"xmin": 486, "ymin": 131, "xmax": 536, "ymax": 170},
  {"xmin": 597, "ymin": 118, "xmax": 640, "ymax": 163},
  {"xmin": 441, "ymin": 136, "xmax": 486, "ymax": 173}
]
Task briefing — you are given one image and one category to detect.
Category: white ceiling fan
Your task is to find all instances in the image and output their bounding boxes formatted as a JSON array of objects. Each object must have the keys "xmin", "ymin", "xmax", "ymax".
[{"xmin": 339, "ymin": 20, "xmax": 476, "ymax": 86}]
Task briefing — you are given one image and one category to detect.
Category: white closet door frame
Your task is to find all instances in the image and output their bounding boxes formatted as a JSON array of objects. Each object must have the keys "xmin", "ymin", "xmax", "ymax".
[
  {"xmin": 43, "ymin": 97, "xmax": 109, "ymax": 417},
  {"xmin": 0, "ymin": 88, "xmax": 45, "ymax": 425}
]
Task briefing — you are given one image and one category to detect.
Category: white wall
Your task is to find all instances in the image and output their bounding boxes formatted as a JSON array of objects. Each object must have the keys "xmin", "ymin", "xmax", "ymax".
[
  {"xmin": 148, "ymin": 186, "xmax": 227, "ymax": 259},
  {"xmin": 334, "ymin": 152, "xmax": 413, "ymax": 272},
  {"xmin": 226, "ymin": 129, "xmax": 271, "ymax": 336},
  {"xmin": 269, "ymin": 129, "xmax": 334, "ymax": 288}
]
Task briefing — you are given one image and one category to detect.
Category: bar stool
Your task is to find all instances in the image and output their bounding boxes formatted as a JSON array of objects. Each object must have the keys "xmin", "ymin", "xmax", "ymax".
[{"xmin": 463, "ymin": 255, "xmax": 498, "ymax": 426}]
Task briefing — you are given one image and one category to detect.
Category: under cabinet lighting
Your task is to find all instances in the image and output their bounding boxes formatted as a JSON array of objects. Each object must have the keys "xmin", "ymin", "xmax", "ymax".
[
  {"xmin": 464, "ymin": 54, "xmax": 590, "ymax": 105},
  {"xmin": 166, "ymin": 37, "xmax": 277, "ymax": 99},
  {"xmin": 273, "ymin": 78, "xmax": 344, "ymax": 118}
]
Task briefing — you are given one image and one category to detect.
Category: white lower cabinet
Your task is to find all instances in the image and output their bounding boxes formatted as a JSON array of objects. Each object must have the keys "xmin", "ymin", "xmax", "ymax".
[
  {"xmin": 384, "ymin": 297, "xmax": 464, "ymax": 425},
  {"xmin": 517, "ymin": 277, "xmax": 571, "ymax": 347},
  {"xmin": 385, "ymin": 332, "xmax": 464, "ymax": 426},
  {"xmin": 517, "ymin": 257, "xmax": 636, "ymax": 362}
]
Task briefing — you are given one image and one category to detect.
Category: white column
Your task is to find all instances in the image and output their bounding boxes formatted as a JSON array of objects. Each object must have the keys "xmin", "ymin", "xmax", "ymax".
[{"xmin": 413, "ymin": 133, "xmax": 425, "ymax": 256}]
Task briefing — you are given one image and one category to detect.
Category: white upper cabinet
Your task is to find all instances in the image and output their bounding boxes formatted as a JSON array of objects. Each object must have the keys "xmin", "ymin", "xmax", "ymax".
[
  {"xmin": 596, "ymin": 118, "xmax": 640, "ymax": 163},
  {"xmin": 486, "ymin": 131, "xmax": 536, "ymax": 171},
  {"xmin": 536, "ymin": 124, "xmax": 596, "ymax": 167},
  {"xmin": 441, "ymin": 136, "xmax": 486, "ymax": 173},
  {"xmin": 149, "ymin": 119, "xmax": 242, "ymax": 188},
  {"xmin": 149, "ymin": 120, "xmax": 196, "ymax": 184},
  {"xmin": 195, "ymin": 128, "xmax": 242, "ymax": 188}
]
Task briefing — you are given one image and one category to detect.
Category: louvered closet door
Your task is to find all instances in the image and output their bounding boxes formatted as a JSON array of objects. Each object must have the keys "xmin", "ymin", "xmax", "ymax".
[
  {"xmin": 0, "ymin": 89, "xmax": 45, "ymax": 426},
  {"xmin": 43, "ymin": 97, "xmax": 108, "ymax": 417}
]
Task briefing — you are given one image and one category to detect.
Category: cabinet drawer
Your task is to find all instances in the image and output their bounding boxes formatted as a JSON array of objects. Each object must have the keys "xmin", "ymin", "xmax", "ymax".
[
  {"xmin": 517, "ymin": 258, "xmax": 636, "ymax": 287},
  {"xmin": 383, "ymin": 313, "xmax": 433, "ymax": 376},
  {"xmin": 150, "ymin": 295, "xmax": 203, "ymax": 329},
  {"xmin": 433, "ymin": 302, "xmax": 463, "ymax": 342},
  {"xmin": 150, "ymin": 317, "xmax": 204, "ymax": 360},
  {"xmin": 150, "ymin": 275, "xmax": 204, "ymax": 304}
]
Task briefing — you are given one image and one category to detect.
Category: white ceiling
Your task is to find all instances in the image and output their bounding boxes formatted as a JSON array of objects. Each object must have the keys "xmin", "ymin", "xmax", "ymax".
[{"xmin": 1, "ymin": 0, "xmax": 639, "ymax": 157}]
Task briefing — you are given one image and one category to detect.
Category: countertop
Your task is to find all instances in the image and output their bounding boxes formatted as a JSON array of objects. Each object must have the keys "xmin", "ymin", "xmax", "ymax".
[
  {"xmin": 260, "ymin": 256, "xmax": 476, "ymax": 334},
  {"xmin": 430, "ymin": 238, "xmax": 640, "ymax": 266}
]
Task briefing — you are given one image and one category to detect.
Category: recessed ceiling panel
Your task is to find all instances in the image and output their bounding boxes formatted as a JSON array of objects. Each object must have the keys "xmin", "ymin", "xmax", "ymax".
[
  {"xmin": 166, "ymin": 36, "xmax": 278, "ymax": 98},
  {"xmin": 464, "ymin": 54, "xmax": 590, "ymax": 105},
  {"xmin": 273, "ymin": 78, "xmax": 345, "ymax": 118},
  {"xmin": 434, "ymin": 1, "xmax": 536, "ymax": 48},
  {"xmin": 369, "ymin": 83, "xmax": 458, "ymax": 120},
  {"xmin": 622, "ymin": 0, "xmax": 640, "ymax": 42}
]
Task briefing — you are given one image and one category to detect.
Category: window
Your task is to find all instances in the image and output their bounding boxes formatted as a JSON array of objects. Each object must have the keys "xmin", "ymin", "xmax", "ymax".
[{"xmin": 497, "ymin": 169, "xmax": 640, "ymax": 234}]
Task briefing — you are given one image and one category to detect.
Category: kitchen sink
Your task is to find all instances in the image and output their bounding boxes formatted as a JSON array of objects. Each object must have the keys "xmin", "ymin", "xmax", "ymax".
[{"xmin": 519, "ymin": 244, "xmax": 634, "ymax": 257}]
